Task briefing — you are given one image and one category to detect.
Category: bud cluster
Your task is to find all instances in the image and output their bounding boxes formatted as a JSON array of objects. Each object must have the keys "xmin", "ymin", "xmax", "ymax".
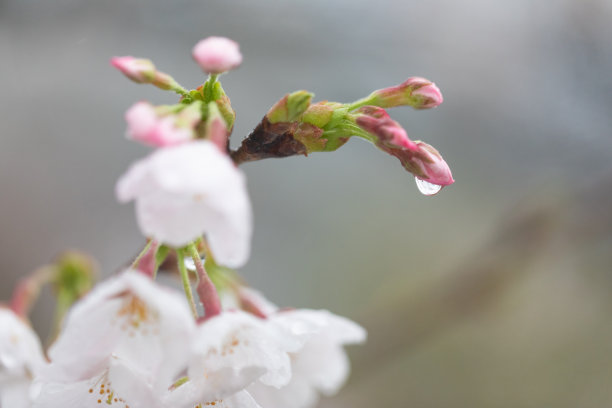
[{"xmin": 233, "ymin": 78, "xmax": 453, "ymax": 192}]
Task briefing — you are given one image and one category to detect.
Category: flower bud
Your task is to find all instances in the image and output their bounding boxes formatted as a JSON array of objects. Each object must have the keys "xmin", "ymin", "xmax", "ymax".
[
  {"xmin": 125, "ymin": 101, "xmax": 201, "ymax": 147},
  {"xmin": 411, "ymin": 142, "xmax": 454, "ymax": 186},
  {"xmin": 111, "ymin": 56, "xmax": 156, "ymax": 83},
  {"xmin": 371, "ymin": 77, "xmax": 443, "ymax": 109},
  {"xmin": 216, "ymin": 94, "xmax": 236, "ymax": 131},
  {"xmin": 192, "ymin": 36, "xmax": 243, "ymax": 74},
  {"xmin": 205, "ymin": 101, "xmax": 229, "ymax": 151},
  {"xmin": 354, "ymin": 106, "xmax": 418, "ymax": 151},
  {"xmin": 111, "ymin": 56, "xmax": 182, "ymax": 91},
  {"xmin": 267, "ymin": 90, "xmax": 313, "ymax": 124}
]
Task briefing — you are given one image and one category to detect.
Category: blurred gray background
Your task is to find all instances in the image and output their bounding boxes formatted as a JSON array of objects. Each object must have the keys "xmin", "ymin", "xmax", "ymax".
[{"xmin": 2, "ymin": 0, "xmax": 612, "ymax": 407}]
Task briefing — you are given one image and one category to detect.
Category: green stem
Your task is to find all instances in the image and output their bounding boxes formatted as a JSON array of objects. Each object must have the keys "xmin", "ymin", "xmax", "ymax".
[
  {"xmin": 177, "ymin": 249, "xmax": 199, "ymax": 319},
  {"xmin": 131, "ymin": 240, "xmax": 152, "ymax": 270},
  {"xmin": 203, "ymin": 74, "xmax": 219, "ymax": 102},
  {"xmin": 172, "ymin": 85, "xmax": 190, "ymax": 97},
  {"xmin": 346, "ymin": 93, "xmax": 377, "ymax": 111}
]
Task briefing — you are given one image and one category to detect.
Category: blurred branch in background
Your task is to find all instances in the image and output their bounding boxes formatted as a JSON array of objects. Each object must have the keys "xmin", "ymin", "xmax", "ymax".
[{"xmin": 321, "ymin": 170, "xmax": 612, "ymax": 408}]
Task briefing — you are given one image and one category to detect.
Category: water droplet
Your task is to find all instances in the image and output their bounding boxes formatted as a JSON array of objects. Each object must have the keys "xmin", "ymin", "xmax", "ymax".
[
  {"xmin": 415, "ymin": 177, "xmax": 442, "ymax": 196},
  {"xmin": 183, "ymin": 257, "xmax": 204, "ymax": 271},
  {"xmin": 183, "ymin": 258, "xmax": 195, "ymax": 271}
]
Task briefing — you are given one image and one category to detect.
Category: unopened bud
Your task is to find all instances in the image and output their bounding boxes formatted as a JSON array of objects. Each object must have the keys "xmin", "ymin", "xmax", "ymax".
[
  {"xmin": 52, "ymin": 251, "xmax": 98, "ymax": 303},
  {"xmin": 112, "ymin": 56, "xmax": 182, "ymax": 91},
  {"xmin": 205, "ymin": 102, "xmax": 229, "ymax": 151},
  {"xmin": 125, "ymin": 101, "xmax": 200, "ymax": 147},
  {"xmin": 215, "ymin": 94, "xmax": 236, "ymax": 131},
  {"xmin": 111, "ymin": 56, "xmax": 156, "ymax": 83},
  {"xmin": 412, "ymin": 142, "xmax": 454, "ymax": 186},
  {"xmin": 192, "ymin": 36, "xmax": 243, "ymax": 75},
  {"xmin": 371, "ymin": 77, "xmax": 443, "ymax": 109},
  {"xmin": 267, "ymin": 90, "xmax": 313, "ymax": 124},
  {"xmin": 354, "ymin": 106, "xmax": 418, "ymax": 151}
]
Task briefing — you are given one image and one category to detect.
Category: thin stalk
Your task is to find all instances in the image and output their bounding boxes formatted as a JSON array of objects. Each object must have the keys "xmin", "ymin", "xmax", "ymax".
[
  {"xmin": 177, "ymin": 249, "xmax": 199, "ymax": 319},
  {"xmin": 131, "ymin": 240, "xmax": 152, "ymax": 270}
]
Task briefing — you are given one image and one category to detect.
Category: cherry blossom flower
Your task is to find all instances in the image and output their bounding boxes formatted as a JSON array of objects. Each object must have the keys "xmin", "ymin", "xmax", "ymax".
[
  {"xmin": 32, "ymin": 270, "xmax": 195, "ymax": 408},
  {"xmin": 116, "ymin": 140, "xmax": 252, "ymax": 268},
  {"xmin": 223, "ymin": 292, "xmax": 366, "ymax": 408},
  {"xmin": 192, "ymin": 37, "xmax": 243, "ymax": 75},
  {"xmin": 165, "ymin": 310, "xmax": 302, "ymax": 408},
  {"xmin": 0, "ymin": 308, "xmax": 45, "ymax": 408},
  {"xmin": 125, "ymin": 101, "xmax": 201, "ymax": 147}
]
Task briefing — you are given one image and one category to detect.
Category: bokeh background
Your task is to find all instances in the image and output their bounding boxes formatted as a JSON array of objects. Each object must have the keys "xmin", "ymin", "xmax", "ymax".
[{"xmin": 2, "ymin": 0, "xmax": 612, "ymax": 407}]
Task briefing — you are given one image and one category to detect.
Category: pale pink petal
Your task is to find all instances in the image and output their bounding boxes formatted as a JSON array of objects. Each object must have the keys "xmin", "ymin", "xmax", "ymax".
[
  {"xmin": 116, "ymin": 141, "xmax": 253, "ymax": 267},
  {"xmin": 0, "ymin": 308, "xmax": 45, "ymax": 383},
  {"xmin": 166, "ymin": 311, "xmax": 299, "ymax": 407},
  {"xmin": 192, "ymin": 37, "xmax": 243, "ymax": 74},
  {"xmin": 44, "ymin": 270, "xmax": 194, "ymax": 387}
]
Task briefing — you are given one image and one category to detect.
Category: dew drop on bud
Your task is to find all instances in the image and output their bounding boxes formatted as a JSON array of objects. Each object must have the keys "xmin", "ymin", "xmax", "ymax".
[{"xmin": 415, "ymin": 177, "xmax": 442, "ymax": 196}]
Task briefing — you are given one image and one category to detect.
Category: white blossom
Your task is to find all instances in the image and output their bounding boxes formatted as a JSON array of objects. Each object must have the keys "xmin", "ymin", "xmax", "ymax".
[
  {"xmin": 32, "ymin": 270, "xmax": 195, "ymax": 408},
  {"xmin": 0, "ymin": 308, "xmax": 45, "ymax": 408},
  {"xmin": 116, "ymin": 140, "xmax": 252, "ymax": 268},
  {"xmin": 248, "ymin": 309, "xmax": 366, "ymax": 408},
  {"xmin": 165, "ymin": 311, "xmax": 302, "ymax": 408}
]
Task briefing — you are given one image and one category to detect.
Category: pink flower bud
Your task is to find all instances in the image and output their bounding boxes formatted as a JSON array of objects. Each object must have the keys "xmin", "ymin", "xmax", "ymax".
[
  {"xmin": 111, "ymin": 56, "xmax": 156, "ymax": 83},
  {"xmin": 412, "ymin": 142, "xmax": 454, "ymax": 186},
  {"xmin": 372, "ymin": 77, "xmax": 443, "ymax": 109},
  {"xmin": 192, "ymin": 37, "xmax": 243, "ymax": 74},
  {"xmin": 205, "ymin": 102, "xmax": 229, "ymax": 151},
  {"xmin": 355, "ymin": 106, "xmax": 418, "ymax": 151},
  {"xmin": 125, "ymin": 102, "xmax": 199, "ymax": 147}
]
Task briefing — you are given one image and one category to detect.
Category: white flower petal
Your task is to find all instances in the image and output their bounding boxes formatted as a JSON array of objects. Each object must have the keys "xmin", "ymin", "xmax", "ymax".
[
  {"xmin": 0, "ymin": 308, "xmax": 45, "ymax": 383},
  {"xmin": 45, "ymin": 270, "xmax": 194, "ymax": 388},
  {"xmin": 116, "ymin": 141, "xmax": 253, "ymax": 267},
  {"xmin": 166, "ymin": 311, "xmax": 297, "ymax": 408},
  {"xmin": 249, "ymin": 309, "xmax": 366, "ymax": 408},
  {"xmin": 0, "ymin": 379, "xmax": 33, "ymax": 408},
  {"xmin": 33, "ymin": 361, "xmax": 163, "ymax": 408}
]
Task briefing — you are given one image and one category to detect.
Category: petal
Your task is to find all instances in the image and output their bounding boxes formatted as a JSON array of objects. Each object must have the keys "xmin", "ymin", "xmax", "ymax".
[
  {"xmin": 108, "ymin": 357, "xmax": 164, "ymax": 408},
  {"xmin": 45, "ymin": 271, "xmax": 194, "ymax": 386},
  {"xmin": 0, "ymin": 308, "xmax": 45, "ymax": 383},
  {"xmin": 116, "ymin": 141, "xmax": 253, "ymax": 267},
  {"xmin": 0, "ymin": 379, "xmax": 33, "ymax": 408},
  {"xmin": 167, "ymin": 312, "xmax": 297, "ymax": 407}
]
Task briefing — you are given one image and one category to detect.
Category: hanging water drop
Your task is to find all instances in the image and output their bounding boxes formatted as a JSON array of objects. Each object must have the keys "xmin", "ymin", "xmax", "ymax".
[
  {"xmin": 415, "ymin": 177, "xmax": 442, "ymax": 196},
  {"xmin": 184, "ymin": 256, "xmax": 205, "ymax": 271}
]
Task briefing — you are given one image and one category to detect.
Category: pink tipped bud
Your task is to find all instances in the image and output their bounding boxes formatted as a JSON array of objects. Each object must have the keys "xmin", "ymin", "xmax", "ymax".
[
  {"xmin": 125, "ymin": 101, "xmax": 200, "ymax": 147},
  {"xmin": 192, "ymin": 36, "xmax": 243, "ymax": 74},
  {"xmin": 355, "ymin": 106, "xmax": 418, "ymax": 151},
  {"xmin": 372, "ymin": 77, "xmax": 443, "ymax": 109},
  {"xmin": 205, "ymin": 102, "xmax": 229, "ymax": 151},
  {"xmin": 111, "ymin": 56, "xmax": 156, "ymax": 83},
  {"xmin": 412, "ymin": 142, "xmax": 454, "ymax": 186}
]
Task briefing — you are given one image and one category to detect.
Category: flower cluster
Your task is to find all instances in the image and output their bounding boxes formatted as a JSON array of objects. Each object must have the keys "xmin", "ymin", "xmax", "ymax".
[
  {"xmin": 1, "ymin": 270, "xmax": 364, "ymax": 408},
  {"xmin": 1, "ymin": 35, "xmax": 453, "ymax": 408}
]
